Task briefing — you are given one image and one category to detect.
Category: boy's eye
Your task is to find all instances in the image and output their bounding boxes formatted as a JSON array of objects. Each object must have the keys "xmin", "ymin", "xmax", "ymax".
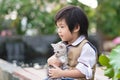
[
  {"xmin": 56, "ymin": 25, "xmax": 65, "ymax": 29},
  {"xmin": 60, "ymin": 26, "xmax": 64, "ymax": 28}
]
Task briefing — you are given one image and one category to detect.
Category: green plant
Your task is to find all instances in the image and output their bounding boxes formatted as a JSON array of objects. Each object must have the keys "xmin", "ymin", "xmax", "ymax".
[
  {"xmin": 96, "ymin": 0, "xmax": 120, "ymax": 39},
  {"xmin": 99, "ymin": 45, "xmax": 120, "ymax": 80}
]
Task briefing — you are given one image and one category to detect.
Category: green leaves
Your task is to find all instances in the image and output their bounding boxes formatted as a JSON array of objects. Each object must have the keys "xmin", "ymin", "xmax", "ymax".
[
  {"xmin": 104, "ymin": 67, "xmax": 114, "ymax": 78},
  {"xmin": 99, "ymin": 45, "xmax": 120, "ymax": 80},
  {"xmin": 99, "ymin": 54, "xmax": 114, "ymax": 78},
  {"xmin": 0, "ymin": 0, "xmax": 61, "ymax": 35},
  {"xmin": 97, "ymin": 0, "xmax": 120, "ymax": 38},
  {"xmin": 109, "ymin": 46, "xmax": 120, "ymax": 79},
  {"xmin": 99, "ymin": 54, "xmax": 110, "ymax": 67}
]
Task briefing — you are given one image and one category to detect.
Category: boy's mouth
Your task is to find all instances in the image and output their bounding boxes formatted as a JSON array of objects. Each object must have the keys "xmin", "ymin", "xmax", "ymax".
[
  {"xmin": 60, "ymin": 35, "xmax": 63, "ymax": 38},
  {"xmin": 58, "ymin": 34, "xmax": 62, "ymax": 37}
]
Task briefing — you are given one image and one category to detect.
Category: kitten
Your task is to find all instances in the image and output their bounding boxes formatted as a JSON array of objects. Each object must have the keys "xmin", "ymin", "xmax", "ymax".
[
  {"xmin": 51, "ymin": 42, "xmax": 68, "ymax": 66},
  {"xmin": 47, "ymin": 42, "xmax": 68, "ymax": 80}
]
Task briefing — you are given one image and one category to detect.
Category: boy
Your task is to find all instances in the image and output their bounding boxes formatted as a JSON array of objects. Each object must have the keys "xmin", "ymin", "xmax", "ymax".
[{"xmin": 47, "ymin": 5, "xmax": 97, "ymax": 80}]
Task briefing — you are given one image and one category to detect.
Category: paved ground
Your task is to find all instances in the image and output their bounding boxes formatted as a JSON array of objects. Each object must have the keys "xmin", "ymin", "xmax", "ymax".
[{"xmin": 94, "ymin": 66, "xmax": 111, "ymax": 80}]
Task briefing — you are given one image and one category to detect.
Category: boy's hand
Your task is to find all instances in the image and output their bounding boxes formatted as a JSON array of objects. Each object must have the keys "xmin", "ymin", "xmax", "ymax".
[
  {"xmin": 48, "ymin": 64, "xmax": 63, "ymax": 78},
  {"xmin": 47, "ymin": 55, "xmax": 62, "ymax": 67}
]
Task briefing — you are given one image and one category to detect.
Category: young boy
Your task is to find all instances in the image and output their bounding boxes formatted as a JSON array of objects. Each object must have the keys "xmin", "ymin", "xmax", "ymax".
[{"xmin": 47, "ymin": 5, "xmax": 97, "ymax": 80}]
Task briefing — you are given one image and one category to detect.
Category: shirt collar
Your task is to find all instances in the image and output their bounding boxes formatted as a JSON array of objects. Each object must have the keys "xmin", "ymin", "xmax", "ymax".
[{"xmin": 71, "ymin": 35, "xmax": 86, "ymax": 46}]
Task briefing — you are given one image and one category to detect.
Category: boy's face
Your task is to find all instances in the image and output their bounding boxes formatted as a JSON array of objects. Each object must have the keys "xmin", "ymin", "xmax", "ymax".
[{"xmin": 56, "ymin": 19, "xmax": 74, "ymax": 44}]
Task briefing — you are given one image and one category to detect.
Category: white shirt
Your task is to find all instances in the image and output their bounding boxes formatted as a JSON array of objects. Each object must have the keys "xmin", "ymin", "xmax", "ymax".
[{"xmin": 67, "ymin": 35, "xmax": 97, "ymax": 79}]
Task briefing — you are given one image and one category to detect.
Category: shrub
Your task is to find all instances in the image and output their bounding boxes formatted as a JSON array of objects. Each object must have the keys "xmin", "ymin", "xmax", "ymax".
[{"xmin": 99, "ymin": 45, "xmax": 120, "ymax": 80}]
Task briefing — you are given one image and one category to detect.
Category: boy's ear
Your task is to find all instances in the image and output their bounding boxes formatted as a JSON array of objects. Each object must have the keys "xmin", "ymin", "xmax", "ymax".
[{"xmin": 73, "ymin": 25, "xmax": 80, "ymax": 32}]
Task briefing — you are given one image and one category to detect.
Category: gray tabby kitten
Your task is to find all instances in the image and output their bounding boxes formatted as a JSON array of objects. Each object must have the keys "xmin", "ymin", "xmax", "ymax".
[{"xmin": 47, "ymin": 42, "xmax": 68, "ymax": 80}]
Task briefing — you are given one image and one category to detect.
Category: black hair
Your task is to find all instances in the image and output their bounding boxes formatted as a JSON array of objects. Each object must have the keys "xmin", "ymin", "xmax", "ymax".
[{"xmin": 55, "ymin": 5, "xmax": 89, "ymax": 37}]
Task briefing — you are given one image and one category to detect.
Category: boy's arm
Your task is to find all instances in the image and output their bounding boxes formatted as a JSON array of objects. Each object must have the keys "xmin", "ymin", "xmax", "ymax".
[
  {"xmin": 62, "ymin": 68, "xmax": 85, "ymax": 78},
  {"xmin": 49, "ymin": 65, "xmax": 85, "ymax": 79},
  {"xmin": 47, "ymin": 55, "xmax": 62, "ymax": 67}
]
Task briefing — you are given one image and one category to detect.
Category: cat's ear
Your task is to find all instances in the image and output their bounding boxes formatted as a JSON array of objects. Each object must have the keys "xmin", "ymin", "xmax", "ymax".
[
  {"xmin": 51, "ymin": 44, "xmax": 54, "ymax": 47},
  {"xmin": 51, "ymin": 44, "xmax": 56, "ymax": 48}
]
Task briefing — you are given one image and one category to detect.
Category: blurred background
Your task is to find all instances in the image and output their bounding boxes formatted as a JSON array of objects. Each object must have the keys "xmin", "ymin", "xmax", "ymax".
[{"xmin": 0, "ymin": 0, "xmax": 120, "ymax": 67}]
